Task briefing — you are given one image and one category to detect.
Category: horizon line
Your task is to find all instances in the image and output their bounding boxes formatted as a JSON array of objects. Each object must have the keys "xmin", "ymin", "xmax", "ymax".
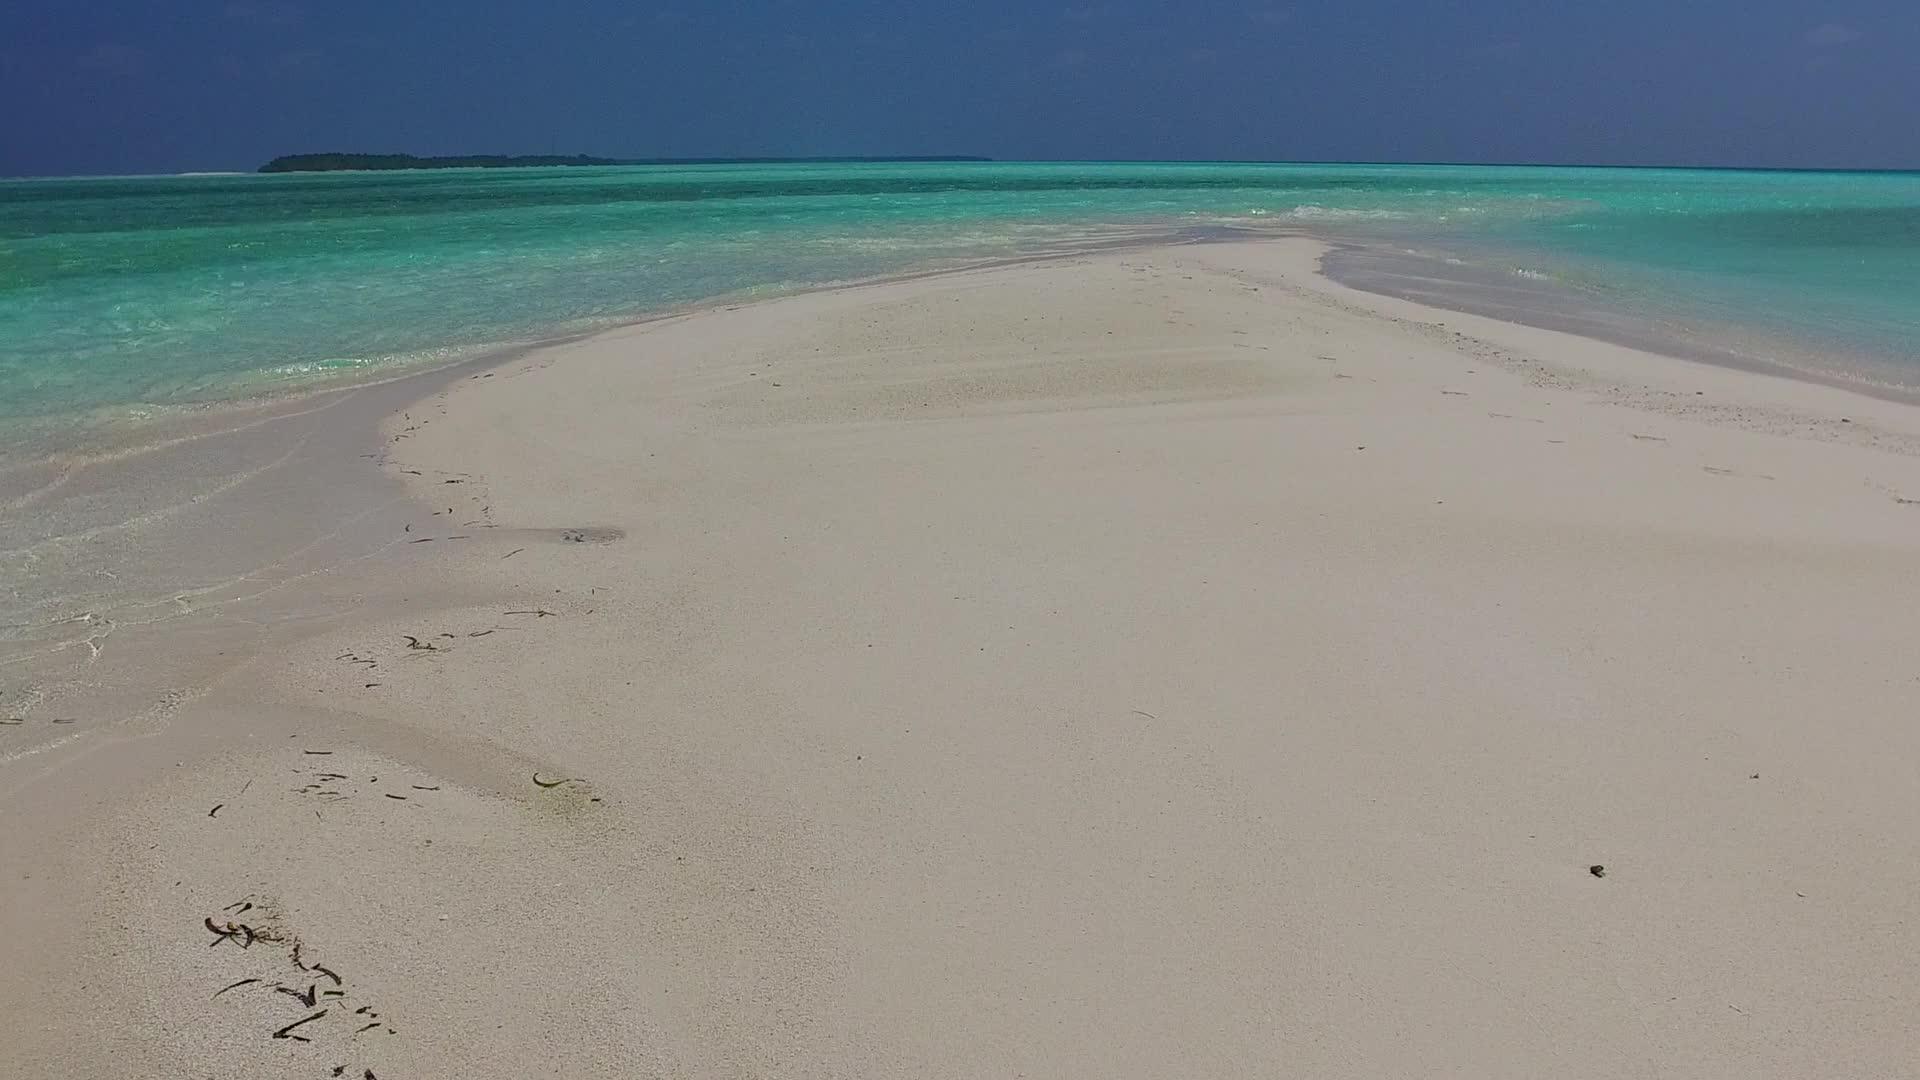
[{"xmin": 7, "ymin": 155, "xmax": 1920, "ymax": 181}]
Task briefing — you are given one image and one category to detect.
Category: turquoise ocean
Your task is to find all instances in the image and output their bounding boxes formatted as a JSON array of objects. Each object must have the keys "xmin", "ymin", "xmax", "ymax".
[{"xmin": 4, "ymin": 162, "xmax": 1919, "ymax": 455}]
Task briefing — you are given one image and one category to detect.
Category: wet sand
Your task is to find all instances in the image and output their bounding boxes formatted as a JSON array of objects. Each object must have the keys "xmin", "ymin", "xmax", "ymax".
[{"xmin": 3, "ymin": 238, "xmax": 1918, "ymax": 1078}]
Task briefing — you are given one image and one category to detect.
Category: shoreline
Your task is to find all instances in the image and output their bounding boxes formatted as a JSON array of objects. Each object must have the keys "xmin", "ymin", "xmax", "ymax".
[
  {"xmin": 8, "ymin": 215, "xmax": 1919, "ymax": 480},
  {"xmin": 0, "ymin": 219, "xmax": 1197, "ymax": 475},
  {"xmin": 6, "ymin": 230, "xmax": 1916, "ymax": 803},
  {"xmin": 5, "ymin": 236, "xmax": 1919, "ymax": 1077},
  {"xmin": 1320, "ymin": 237, "xmax": 1920, "ymax": 408}
]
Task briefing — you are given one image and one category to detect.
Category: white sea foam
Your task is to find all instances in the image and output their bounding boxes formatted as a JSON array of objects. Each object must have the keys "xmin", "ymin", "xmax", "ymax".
[{"xmin": 1282, "ymin": 204, "xmax": 1406, "ymax": 221}]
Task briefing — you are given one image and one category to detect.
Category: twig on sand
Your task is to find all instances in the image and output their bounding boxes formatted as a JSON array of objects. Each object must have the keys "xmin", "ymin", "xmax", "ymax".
[
  {"xmin": 271, "ymin": 1010, "xmax": 327, "ymax": 1041},
  {"xmin": 213, "ymin": 978, "xmax": 260, "ymax": 998},
  {"xmin": 276, "ymin": 984, "xmax": 319, "ymax": 1008},
  {"xmin": 502, "ymin": 548, "xmax": 526, "ymax": 560},
  {"xmin": 505, "ymin": 609, "xmax": 558, "ymax": 618},
  {"xmin": 533, "ymin": 773, "xmax": 577, "ymax": 789}
]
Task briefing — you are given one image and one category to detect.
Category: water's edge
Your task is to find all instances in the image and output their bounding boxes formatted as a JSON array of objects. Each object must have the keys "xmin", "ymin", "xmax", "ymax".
[
  {"xmin": 1319, "ymin": 239, "xmax": 1920, "ymax": 407},
  {"xmin": 5, "ymin": 226, "xmax": 1918, "ymax": 786}
]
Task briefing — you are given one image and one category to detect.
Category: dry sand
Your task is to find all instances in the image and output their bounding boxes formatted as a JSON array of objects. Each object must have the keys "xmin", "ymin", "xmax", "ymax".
[{"xmin": 3, "ymin": 238, "xmax": 1918, "ymax": 1077}]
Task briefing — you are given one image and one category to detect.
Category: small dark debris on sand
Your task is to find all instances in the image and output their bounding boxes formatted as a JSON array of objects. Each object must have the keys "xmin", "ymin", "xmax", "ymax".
[
  {"xmin": 213, "ymin": 978, "xmax": 260, "ymax": 998},
  {"xmin": 208, "ymin": 803, "xmax": 224, "ymax": 818},
  {"xmin": 276, "ymin": 984, "xmax": 319, "ymax": 1008},
  {"xmin": 532, "ymin": 773, "xmax": 577, "ymax": 789},
  {"xmin": 271, "ymin": 1010, "xmax": 327, "ymax": 1041},
  {"xmin": 1589, "ymin": 865, "xmax": 1607, "ymax": 878},
  {"xmin": 205, "ymin": 918, "xmax": 254, "ymax": 948}
]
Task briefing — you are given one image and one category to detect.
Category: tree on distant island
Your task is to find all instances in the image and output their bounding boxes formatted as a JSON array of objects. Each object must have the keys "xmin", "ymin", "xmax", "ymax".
[
  {"xmin": 259, "ymin": 153, "xmax": 622, "ymax": 172},
  {"xmin": 259, "ymin": 153, "xmax": 993, "ymax": 173}
]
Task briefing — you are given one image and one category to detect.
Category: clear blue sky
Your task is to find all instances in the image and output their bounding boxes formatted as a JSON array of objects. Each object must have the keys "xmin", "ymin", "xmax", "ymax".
[{"xmin": 3, "ymin": 1, "xmax": 1914, "ymax": 176}]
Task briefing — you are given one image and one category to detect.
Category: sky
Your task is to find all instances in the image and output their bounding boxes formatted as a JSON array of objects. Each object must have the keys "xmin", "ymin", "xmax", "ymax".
[{"xmin": 2, "ymin": 0, "xmax": 1916, "ymax": 176}]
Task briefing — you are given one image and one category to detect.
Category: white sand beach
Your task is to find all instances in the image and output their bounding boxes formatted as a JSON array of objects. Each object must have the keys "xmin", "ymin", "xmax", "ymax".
[{"xmin": 3, "ymin": 238, "xmax": 1917, "ymax": 1078}]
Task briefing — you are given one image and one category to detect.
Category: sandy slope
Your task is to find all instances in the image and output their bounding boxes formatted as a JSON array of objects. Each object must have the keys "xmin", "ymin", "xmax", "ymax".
[{"xmin": 4, "ymin": 239, "xmax": 1917, "ymax": 1078}]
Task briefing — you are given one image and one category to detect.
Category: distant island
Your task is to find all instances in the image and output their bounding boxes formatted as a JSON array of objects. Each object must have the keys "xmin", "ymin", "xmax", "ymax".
[{"xmin": 259, "ymin": 153, "xmax": 993, "ymax": 173}]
